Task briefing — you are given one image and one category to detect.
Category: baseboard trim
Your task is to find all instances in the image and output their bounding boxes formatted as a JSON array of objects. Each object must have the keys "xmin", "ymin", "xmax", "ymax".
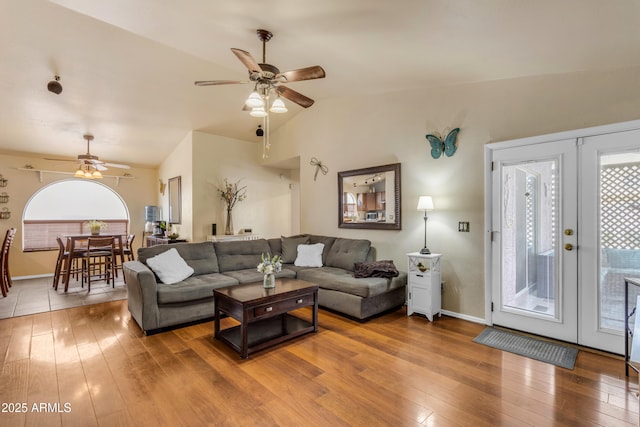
[
  {"xmin": 14, "ymin": 273, "xmax": 54, "ymax": 280},
  {"xmin": 441, "ymin": 309, "xmax": 486, "ymax": 325}
]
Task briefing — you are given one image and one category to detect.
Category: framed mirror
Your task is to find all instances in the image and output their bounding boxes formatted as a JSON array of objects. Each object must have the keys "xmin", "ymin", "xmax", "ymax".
[
  {"xmin": 338, "ymin": 163, "xmax": 401, "ymax": 230},
  {"xmin": 168, "ymin": 176, "xmax": 181, "ymax": 224}
]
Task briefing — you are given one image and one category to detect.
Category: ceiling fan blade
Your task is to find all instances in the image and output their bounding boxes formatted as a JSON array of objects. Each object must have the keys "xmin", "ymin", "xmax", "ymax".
[
  {"xmin": 95, "ymin": 164, "xmax": 108, "ymax": 171},
  {"xmin": 194, "ymin": 80, "xmax": 248, "ymax": 86},
  {"xmin": 231, "ymin": 48, "xmax": 262, "ymax": 73},
  {"xmin": 276, "ymin": 86, "xmax": 315, "ymax": 108},
  {"xmin": 104, "ymin": 162, "xmax": 131, "ymax": 170},
  {"xmin": 277, "ymin": 66, "xmax": 326, "ymax": 83},
  {"xmin": 44, "ymin": 157, "xmax": 76, "ymax": 162}
]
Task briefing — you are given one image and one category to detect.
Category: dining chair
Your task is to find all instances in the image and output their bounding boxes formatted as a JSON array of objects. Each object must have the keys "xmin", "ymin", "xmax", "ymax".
[
  {"xmin": 0, "ymin": 228, "xmax": 16, "ymax": 297},
  {"xmin": 82, "ymin": 236, "xmax": 116, "ymax": 292}
]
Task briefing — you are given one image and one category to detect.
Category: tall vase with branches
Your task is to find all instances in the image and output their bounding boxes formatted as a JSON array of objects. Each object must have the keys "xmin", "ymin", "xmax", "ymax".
[{"xmin": 218, "ymin": 178, "xmax": 247, "ymax": 235}]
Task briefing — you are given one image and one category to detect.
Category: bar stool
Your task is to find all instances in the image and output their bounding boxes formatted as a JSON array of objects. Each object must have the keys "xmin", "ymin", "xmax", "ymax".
[
  {"xmin": 123, "ymin": 234, "xmax": 135, "ymax": 261},
  {"xmin": 82, "ymin": 236, "xmax": 116, "ymax": 292},
  {"xmin": 53, "ymin": 236, "xmax": 85, "ymax": 291}
]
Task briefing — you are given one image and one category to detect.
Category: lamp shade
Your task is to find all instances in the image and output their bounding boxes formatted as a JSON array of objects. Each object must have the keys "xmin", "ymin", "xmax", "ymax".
[
  {"xmin": 269, "ymin": 97, "xmax": 288, "ymax": 113},
  {"xmin": 249, "ymin": 106, "xmax": 267, "ymax": 117},
  {"xmin": 245, "ymin": 91, "xmax": 264, "ymax": 108},
  {"xmin": 417, "ymin": 196, "xmax": 434, "ymax": 211}
]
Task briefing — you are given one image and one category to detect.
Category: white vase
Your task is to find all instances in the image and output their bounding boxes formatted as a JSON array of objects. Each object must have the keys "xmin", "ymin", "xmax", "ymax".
[{"xmin": 263, "ymin": 274, "xmax": 275, "ymax": 289}]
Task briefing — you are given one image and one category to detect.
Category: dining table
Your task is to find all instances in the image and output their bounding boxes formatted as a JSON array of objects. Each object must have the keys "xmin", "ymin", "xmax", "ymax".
[{"xmin": 61, "ymin": 233, "xmax": 126, "ymax": 292}]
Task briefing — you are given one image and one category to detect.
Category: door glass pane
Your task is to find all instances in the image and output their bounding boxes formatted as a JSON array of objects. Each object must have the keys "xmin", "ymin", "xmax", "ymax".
[
  {"xmin": 501, "ymin": 160, "xmax": 557, "ymax": 318},
  {"xmin": 600, "ymin": 153, "xmax": 640, "ymax": 331}
]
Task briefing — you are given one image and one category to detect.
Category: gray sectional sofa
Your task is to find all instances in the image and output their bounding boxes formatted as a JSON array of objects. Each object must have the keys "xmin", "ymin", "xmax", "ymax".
[{"xmin": 123, "ymin": 235, "xmax": 407, "ymax": 334}]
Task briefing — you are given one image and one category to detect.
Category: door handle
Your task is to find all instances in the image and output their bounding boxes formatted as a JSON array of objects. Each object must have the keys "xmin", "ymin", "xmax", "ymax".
[{"xmin": 565, "ymin": 243, "xmax": 574, "ymax": 251}]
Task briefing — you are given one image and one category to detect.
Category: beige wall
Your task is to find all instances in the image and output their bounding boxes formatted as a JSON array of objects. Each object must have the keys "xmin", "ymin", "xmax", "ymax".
[
  {"xmin": 0, "ymin": 153, "xmax": 157, "ymax": 277},
  {"xmin": 159, "ymin": 131, "xmax": 300, "ymax": 243},
  {"xmin": 268, "ymin": 65, "xmax": 640, "ymax": 320},
  {"xmin": 158, "ymin": 132, "xmax": 193, "ymax": 240}
]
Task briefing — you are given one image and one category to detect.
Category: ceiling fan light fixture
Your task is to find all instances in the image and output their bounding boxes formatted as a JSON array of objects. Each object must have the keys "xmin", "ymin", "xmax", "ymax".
[
  {"xmin": 74, "ymin": 167, "xmax": 85, "ymax": 178},
  {"xmin": 245, "ymin": 91, "xmax": 264, "ymax": 108},
  {"xmin": 92, "ymin": 170, "xmax": 103, "ymax": 179},
  {"xmin": 270, "ymin": 97, "xmax": 288, "ymax": 113},
  {"xmin": 250, "ymin": 106, "xmax": 267, "ymax": 117}
]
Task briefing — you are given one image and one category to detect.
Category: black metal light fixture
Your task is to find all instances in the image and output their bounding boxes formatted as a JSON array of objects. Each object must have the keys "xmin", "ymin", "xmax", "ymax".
[{"xmin": 47, "ymin": 75, "xmax": 62, "ymax": 94}]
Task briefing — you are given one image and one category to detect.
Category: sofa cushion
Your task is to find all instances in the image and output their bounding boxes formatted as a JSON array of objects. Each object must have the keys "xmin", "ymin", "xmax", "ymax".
[
  {"xmin": 281, "ymin": 235, "xmax": 310, "ymax": 263},
  {"xmin": 309, "ymin": 235, "xmax": 337, "ymax": 265},
  {"xmin": 325, "ymin": 238, "xmax": 371, "ymax": 271},
  {"xmin": 214, "ymin": 239, "xmax": 272, "ymax": 272},
  {"xmin": 146, "ymin": 248, "xmax": 194, "ymax": 285},
  {"xmin": 138, "ymin": 242, "xmax": 220, "ymax": 275},
  {"xmin": 297, "ymin": 267, "xmax": 405, "ymax": 298},
  {"xmin": 267, "ymin": 238, "xmax": 282, "ymax": 257},
  {"xmin": 156, "ymin": 273, "xmax": 239, "ymax": 304},
  {"xmin": 295, "ymin": 243, "xmax": 324, "ymax": 267},
  {"xmin": 222, "ymin": 268, "xmax": 297, "ymax": 285}
]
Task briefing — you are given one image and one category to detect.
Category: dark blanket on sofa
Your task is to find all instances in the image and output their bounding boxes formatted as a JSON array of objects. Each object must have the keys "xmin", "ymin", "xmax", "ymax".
[{"xmin": 354, "ymin": 260, "xmax": 399, "ymax": 279}]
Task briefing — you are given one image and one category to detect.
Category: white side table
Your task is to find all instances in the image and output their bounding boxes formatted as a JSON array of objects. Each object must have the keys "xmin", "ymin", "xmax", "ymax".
[{"xmin": 407, "ymin": 252, "xmax": 442, "ymax": 321}]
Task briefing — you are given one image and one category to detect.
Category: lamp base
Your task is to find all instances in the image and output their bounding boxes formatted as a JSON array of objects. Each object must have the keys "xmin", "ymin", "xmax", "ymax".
[{"xmin": 420, "ymin": 247, "xmax": 431, "ymax": 255}]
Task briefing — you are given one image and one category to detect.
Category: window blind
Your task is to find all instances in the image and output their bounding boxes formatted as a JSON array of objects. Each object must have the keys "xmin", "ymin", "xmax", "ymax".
[{"xmin": 23, "ymin": 220, "xmax": 129, "ymax": 251}]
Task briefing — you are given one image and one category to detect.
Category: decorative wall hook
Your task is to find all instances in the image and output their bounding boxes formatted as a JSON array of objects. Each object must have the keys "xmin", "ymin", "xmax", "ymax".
[
  {"xmin": 426, "ymin": 128, "xmax": 460, "ymax": 159},
  {"xmin": 310, "ymin": 157, "xmax": 328, "ymax": 181}
]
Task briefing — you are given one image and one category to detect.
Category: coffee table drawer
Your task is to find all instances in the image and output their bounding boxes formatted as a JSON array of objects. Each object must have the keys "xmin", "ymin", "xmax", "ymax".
[{"xmin": 253, "ymin": 294, "xmax": 314, "ymax": 318}]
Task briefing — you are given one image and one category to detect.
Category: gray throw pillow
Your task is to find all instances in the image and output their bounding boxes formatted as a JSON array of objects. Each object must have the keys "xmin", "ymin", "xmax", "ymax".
[{"xmin": 281, "ymin": 235, "xmax": 310, "ymax": 263}]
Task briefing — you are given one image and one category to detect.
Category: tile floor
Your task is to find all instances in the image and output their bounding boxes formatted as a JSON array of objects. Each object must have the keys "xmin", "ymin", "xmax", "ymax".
[{"xmin": 0, "ymin": 274, "xmax": 127, "ymax": 319}]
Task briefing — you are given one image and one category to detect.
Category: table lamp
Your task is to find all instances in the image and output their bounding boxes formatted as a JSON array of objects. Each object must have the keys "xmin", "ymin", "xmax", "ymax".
[{"xmin": 417, "ymin": 196, "xmax": 434, "ymax": 254}]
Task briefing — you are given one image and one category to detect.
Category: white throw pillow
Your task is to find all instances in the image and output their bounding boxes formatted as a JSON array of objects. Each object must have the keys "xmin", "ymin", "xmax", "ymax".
[
  {"xmin": 294, "ymin": 243, "xmax": 324, "ymax": 267},
  {"xmin": 146, "ymin": 248, "xmax": 194, "ymax": 284}
]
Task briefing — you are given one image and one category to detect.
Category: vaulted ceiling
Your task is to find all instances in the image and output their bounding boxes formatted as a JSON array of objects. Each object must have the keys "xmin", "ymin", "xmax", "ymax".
[{"xmin": 2, "ymin": 0, "xmax": 640, "ymax": 167}]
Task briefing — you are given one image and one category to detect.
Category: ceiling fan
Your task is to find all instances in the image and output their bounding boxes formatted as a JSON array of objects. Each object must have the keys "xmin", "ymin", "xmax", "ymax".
[
  {"xmin": 46, "ymin": 134, "xmax": 131, "ymax": 172},
  {"xmin": 194, "ymin": 29, "xmax": 326, "ymax": 109}
]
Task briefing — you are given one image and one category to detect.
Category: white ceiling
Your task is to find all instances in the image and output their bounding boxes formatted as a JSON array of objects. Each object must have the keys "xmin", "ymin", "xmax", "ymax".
[{"xmin": 1, "ymin": 0, "xmax": 640, "ymax": 167}]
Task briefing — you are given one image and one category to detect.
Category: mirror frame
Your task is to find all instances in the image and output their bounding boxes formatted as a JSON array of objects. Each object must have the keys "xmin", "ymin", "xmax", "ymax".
[
  {"xmin": 168, "ymin": 176, "xmax": 181, "ymax": 224},
  {"xmin": 338, "ymin": 163, "xmax": 401, "ymax": 230}
]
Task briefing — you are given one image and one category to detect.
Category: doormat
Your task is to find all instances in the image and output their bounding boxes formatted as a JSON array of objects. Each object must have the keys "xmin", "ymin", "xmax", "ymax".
[{"xmin": 473, "ymin": 327, "xmax": 578, "ymax": 370}]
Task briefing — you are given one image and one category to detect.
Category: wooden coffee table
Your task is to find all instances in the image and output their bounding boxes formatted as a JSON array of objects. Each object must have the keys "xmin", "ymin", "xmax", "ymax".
[{"xmin": 213, "ymin": 278, "xmax": 319, "ymax": 358}]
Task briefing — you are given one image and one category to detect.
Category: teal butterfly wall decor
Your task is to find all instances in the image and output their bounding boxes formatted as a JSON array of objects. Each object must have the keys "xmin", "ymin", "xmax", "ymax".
[{"xmin": 426, "ymin": 128, "xmax": 460, "ymax": 159}]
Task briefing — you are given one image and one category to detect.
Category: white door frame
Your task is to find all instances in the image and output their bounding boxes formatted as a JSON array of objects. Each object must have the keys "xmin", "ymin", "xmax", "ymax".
[{"xmin": 484, "ymin": 119, "xmax": 640, "ymax": 341}]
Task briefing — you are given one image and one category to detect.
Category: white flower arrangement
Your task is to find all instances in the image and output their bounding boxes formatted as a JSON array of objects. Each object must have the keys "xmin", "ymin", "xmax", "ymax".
[{"xmin": 257, "ymin": 253, "xmax": 282, "ymax": 275}]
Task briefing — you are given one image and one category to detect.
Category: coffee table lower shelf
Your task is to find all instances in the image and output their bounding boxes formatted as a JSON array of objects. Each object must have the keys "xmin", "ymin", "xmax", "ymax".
[{"xmin": 217, "ymin": 313, "xmax": 314, "ymax": 357}]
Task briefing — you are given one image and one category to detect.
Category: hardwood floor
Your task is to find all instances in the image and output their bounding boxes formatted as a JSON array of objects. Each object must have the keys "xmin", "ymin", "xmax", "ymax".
[{"xmin": 0, "ymin": 300, "xmax": 637, "ymax": 426}]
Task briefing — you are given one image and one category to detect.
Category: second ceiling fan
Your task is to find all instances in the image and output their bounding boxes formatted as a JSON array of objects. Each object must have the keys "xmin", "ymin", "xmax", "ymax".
[{"xmin": 195, "ymin": 29, "xmax": 326, "ymax": 111}]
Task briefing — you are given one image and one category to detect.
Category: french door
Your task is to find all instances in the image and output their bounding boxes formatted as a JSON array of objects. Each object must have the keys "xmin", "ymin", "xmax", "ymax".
[{"xmin": 487, "ymin": 126, "xmax": 640, "ymax": 354}]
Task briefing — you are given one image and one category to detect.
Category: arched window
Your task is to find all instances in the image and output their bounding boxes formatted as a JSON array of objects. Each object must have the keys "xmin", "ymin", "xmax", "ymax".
[{"xmin": 23, "ymin": 179, "xmax": 129, "ymax": 251}]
